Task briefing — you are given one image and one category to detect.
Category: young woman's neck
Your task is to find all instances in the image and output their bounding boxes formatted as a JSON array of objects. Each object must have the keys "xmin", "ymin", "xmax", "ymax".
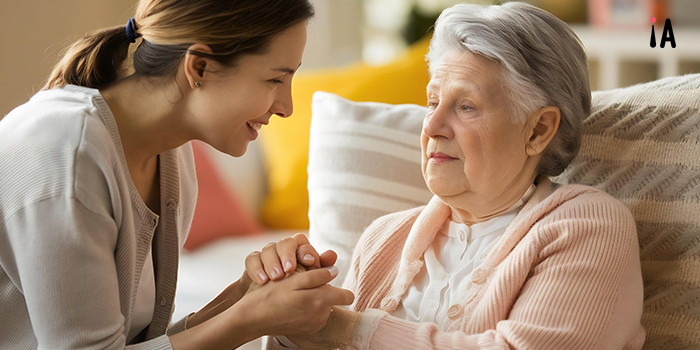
[{"xmin": 100, "ymin": 75, "xmax": 193, "ymax": 173}]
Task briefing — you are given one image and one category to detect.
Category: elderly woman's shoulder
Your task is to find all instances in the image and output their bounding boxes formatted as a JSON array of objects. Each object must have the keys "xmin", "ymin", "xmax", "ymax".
[{"xmin": 541, "ymin": 183, "xmax": 636, "ymax": 232}]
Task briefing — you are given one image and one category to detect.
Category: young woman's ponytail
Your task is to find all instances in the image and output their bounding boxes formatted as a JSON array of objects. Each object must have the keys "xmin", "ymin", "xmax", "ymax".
[
  {"xmin": 44, "ymin": 25, "xmax": 133, "ymax": 90},
  {"xmin": 43, "ymin": 0, "xmax": 314, "ymax": 91}
]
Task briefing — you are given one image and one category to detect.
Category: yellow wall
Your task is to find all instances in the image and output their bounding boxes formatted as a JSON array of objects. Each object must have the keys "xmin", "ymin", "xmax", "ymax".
[{"xmin": 0, "ymin": 0, "xmax": 136, "ymax": 117}]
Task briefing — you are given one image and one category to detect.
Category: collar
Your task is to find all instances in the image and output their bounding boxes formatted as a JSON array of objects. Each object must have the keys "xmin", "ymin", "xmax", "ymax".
[
  {"xmin": 443, "ymin": 184, "xmax": 536, "ymax": 240},
  {"xmin": 383, "ymin": 176, "xmax": 557, "ymax": 307}
]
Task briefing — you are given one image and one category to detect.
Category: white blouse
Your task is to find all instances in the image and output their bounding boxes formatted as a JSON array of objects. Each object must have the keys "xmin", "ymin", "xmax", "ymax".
[
  {"xmin": 392, "ymin": 185, "xmax": 535, "ymax": 328},
  {"xmin": 127, "ymin": 248, "xmax": 155, "ymax": 343}
]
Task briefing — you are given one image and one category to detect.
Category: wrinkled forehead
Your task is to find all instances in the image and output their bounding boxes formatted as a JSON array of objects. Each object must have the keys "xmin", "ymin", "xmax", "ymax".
[{"xmin": 427, "ymin": 50, "xmax": 507, "ymax": 96}]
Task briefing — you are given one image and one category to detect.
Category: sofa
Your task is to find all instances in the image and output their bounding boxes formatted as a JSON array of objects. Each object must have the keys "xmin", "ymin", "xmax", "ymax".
[{"xmin": 173, "ymin": 37, "xmax": 700, "ymax": 349}]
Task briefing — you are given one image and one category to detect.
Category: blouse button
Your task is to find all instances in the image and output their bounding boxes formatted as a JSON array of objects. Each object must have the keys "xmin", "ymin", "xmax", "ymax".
[
  {"xmin": 459, "ymin": 230, "xmax": 466, "ymax": 242},
  {"xmin": 447, "ymin": 304, "xmax": 463, "ymax": 319},
  {"xmin": 166, "ymin": 200, "xmax": 177, "ymax": 210}
]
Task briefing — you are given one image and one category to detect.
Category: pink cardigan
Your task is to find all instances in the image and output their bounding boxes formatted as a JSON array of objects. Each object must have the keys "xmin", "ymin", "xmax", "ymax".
[{"xmin": 271, "ymin": 178, "xmax": 645, "ymax": 349}]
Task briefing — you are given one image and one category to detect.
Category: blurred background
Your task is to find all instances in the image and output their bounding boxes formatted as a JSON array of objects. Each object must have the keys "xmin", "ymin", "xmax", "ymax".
[
  {"xmin": 2, "ymin": 0, "xmax": 700, "ymax": 117},
  {"xmin": 2, "ymin": 3, "xmax": 698, "ymax": 349}
]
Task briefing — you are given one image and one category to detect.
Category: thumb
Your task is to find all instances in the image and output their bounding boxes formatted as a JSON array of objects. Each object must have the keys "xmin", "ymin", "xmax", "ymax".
[
  {"xmin": 291, "ymin": 266, "xmax": 339, "ymax": 290},
  {"xmin": 319, "ymin": 250, "xmax": 338, "ymax": 268}
]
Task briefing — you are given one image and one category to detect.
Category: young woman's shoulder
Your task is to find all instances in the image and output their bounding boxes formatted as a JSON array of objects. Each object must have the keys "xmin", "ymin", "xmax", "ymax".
[{"xmin": 0, "ymin": 85, "xmax": 119, "ymax": 219}]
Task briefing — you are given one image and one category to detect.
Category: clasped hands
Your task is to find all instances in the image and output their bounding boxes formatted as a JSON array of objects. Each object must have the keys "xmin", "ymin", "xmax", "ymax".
[{"xmin": 241, "ymin": 233, "xmax": 360, "ymax": 349}]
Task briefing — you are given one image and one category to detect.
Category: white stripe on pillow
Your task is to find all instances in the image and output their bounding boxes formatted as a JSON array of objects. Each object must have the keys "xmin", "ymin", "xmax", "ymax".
[{"xmin": 308, "ymin": 91, "xmax": 431, "ymax": 286}]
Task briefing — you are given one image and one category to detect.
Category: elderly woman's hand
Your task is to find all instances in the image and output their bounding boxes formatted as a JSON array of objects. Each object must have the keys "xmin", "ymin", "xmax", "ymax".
[
  {"xmin": 283, "ymin": 306, "xmax": 362, "ymax": 350},
  {"xmin": 244, "ymin": 233, "xmax": 338, "ymax": 287}
]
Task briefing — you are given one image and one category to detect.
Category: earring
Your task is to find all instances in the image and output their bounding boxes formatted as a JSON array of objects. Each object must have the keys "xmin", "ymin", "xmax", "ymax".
[{"xmin": 195, "ymin": 81, "xmax": 202, "ymax": 87}]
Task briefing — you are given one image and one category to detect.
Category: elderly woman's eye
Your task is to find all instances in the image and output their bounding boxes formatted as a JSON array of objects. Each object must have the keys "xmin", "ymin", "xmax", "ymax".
[
  {"xmin": 460, "ymin": 105, "xmax": 474, "ymax": 111},
  {"xmin": 428, "ymin": 101, "xmax": 438, "ymax": 108}
]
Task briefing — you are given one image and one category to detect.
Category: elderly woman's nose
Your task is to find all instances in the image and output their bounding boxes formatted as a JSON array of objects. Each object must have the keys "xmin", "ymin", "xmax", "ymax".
[{"xmin": 423, "ymin": 108, "xmax": 453, "ymax": 139}]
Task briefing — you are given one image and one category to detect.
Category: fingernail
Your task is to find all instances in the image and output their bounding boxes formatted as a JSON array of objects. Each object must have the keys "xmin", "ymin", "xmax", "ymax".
[
  {"xmin": 325, "ymin": 266, "xmax": 338, "ymax": 278},
  {"xmin": 284, "ymin": 260, "xmax": 294, "ymax": 272},
  {"xmin": 271, "ymin": 267, "xmax": 282, "ymax": 279},
  {"xmin": 302, "ymin": 254, "xmax": 314, "ymax": 263},
  {"xmin": 258, "ymin": 272, "xmax": 268, "ymax": 283}
]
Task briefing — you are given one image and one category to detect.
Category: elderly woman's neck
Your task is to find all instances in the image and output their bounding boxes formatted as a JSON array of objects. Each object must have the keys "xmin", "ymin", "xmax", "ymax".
[{"xmin": 448, "ymin": 175, "xmax": 538, "ymax": 226}]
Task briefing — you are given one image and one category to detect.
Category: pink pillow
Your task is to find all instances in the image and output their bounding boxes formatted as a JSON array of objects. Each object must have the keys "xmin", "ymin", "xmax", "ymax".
[{"xmin": 184, "ymin": 141, "xmax": 263, "ymax": 250}]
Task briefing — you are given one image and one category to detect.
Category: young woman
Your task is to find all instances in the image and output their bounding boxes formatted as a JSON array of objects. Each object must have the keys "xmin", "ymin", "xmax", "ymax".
[{"xmin": 0, "ymin": 0, "xmax": 353, "ymax": 349}]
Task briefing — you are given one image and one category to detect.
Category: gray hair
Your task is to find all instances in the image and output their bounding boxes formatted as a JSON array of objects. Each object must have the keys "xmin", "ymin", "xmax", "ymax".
[{"xmin": 427, "ymin": 1, "xmax": 591, "ymax": 177}]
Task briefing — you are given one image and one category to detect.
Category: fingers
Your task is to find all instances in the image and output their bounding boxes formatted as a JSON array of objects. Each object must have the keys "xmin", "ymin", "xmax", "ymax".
[
  {"xmin": 290, "ymin": 266, "xmax": 340, "ymax": 289},
  {"xmin": 318, "ymin": 285, "xmax": 355, "ymax": 306},
  {"xmin": 293, "ymin": 233, "xmax": 321, "ymax": 269},
  {"xmin": 319, "ymin": 250, "xmax": 338, "ymax": 268},
  {"xmin": 275, "ymin": 237, "xmax": 300, "ymax": 274},
  {"xmin": 261, "ymin": 242, "xmax": 285, "ymax": 281},
  {"xmin": 244, "ymin": 251, "xmax": 269, "ymax": 285}
]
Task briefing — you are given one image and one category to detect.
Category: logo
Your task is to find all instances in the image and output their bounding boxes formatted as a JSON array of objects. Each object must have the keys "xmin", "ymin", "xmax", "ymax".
[{"xmin": 650, "ymin": 17, "xmax": 676, "ymax": 48}]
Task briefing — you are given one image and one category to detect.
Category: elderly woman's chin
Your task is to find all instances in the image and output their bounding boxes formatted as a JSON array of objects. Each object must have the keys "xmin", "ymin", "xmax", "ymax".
[{"xmin": 423, "ymin": 169, "xmax": 470, "ymax": 198}]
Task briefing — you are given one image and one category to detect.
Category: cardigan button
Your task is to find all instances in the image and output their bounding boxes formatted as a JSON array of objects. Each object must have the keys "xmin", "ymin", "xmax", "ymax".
[
  {"xmin": 159, "ymin": 296, "xmax": 167, "ymax": 306},
  {"xmin": 166, "ymin": 200, "xmax": 177, "ymax": 210},
  {"xmin": 447, "ymin": 304, "xmax": 463, "ymax": 319},
  {"xmin": 471, "ymin": 268, "xmax": 485, "ymax": 284}
]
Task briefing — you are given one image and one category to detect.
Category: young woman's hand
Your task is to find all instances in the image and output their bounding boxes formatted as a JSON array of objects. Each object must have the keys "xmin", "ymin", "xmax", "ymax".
[
  {"xmin": 234, "ymin": 265, "xmax": 355, "ymax": 337},
  {"xmin": 184, "ymin": 234, "xmax": 337, "ymax": 332},
  {"xmin": 171, "ymin": 266, "xmax": 354, "ymax": 350},
  {"xmin": 244, "ymin": 233, "xmax": 338, "ymax": 286}
]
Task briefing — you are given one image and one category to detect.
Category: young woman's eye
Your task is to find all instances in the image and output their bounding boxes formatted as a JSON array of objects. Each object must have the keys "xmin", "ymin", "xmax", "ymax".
[{"xmin": 270, "ymin": 79, "xmax": 284, "ymax": 85}]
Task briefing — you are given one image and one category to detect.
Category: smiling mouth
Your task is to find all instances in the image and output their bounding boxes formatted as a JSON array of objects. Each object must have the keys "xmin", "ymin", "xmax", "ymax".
[{"xmin": 247, "ymin": 121, "xmax": 264, "ymax": 131}]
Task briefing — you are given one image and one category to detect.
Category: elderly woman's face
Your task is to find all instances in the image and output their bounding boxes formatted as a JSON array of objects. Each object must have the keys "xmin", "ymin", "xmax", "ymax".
[{"xmin": 422, "ymin": 50, "xmax": 539, "ymax": 218}]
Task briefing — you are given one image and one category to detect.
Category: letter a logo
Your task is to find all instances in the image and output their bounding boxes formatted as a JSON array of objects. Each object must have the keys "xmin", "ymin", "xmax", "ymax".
[{"xmin": 661, "ymin": 18, "xmax": 676, "ymax": 48}]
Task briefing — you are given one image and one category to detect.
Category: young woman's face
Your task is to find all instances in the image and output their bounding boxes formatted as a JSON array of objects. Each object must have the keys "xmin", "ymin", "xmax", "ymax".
[{"xmin": 188, "ymin": 21, "xmax": 307, "ymax": 157}]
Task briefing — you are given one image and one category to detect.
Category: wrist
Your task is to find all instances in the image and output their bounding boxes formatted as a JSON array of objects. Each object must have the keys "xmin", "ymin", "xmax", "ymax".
[
  {"xmin": 170, "ymin": 306, "xmax": 256, "ymax": 350},
  {"xmin": 187, "ymin": 278, "xmax": 246, "ymax": 329}
]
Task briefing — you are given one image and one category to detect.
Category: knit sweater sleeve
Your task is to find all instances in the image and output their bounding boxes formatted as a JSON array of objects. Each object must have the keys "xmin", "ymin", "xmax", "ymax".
[
  {"xmin": 2, "ymin": 195, "xmax": 179, "ymax": 350},
  {"xmin": 355, "ymin": 196, "xmax": 640, "ymax": 350}
]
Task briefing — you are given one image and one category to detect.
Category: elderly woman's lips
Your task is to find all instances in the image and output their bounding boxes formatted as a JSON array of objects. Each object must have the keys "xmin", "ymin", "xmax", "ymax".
[{"xmin": 429, "ymin": 152, "xmax": 458, "ymax": 163}]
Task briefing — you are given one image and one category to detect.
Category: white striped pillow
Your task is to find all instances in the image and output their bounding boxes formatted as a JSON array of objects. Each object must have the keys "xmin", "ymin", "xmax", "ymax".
[{"xmin": 307, "ymin": 91, "xmax": 431, "ymax": 285}]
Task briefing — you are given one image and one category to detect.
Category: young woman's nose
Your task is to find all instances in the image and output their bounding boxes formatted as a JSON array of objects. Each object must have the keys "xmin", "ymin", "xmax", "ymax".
[{"xmin": 271, "ymin": 87, "xmax": 293, "ymax": 118}]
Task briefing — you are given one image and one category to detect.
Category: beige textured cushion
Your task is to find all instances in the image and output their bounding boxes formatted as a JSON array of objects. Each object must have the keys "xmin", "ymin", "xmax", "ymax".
[
  {"xmin": 307, "ymin": 92, "xmax": 432, "ymax": 285},
  {"xmin": 553, "ymin": 74, "xmax": 700, "ymax": 349}
]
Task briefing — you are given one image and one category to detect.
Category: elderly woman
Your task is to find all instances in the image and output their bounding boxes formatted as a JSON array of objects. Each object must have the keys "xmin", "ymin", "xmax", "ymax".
[{"xmin": 249, "ymin": 2, "xmax": 645, "ymax": 349}]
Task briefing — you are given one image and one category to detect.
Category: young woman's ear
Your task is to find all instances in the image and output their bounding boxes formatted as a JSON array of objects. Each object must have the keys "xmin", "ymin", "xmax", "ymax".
[
  {"xmin": 525, "ymin": 106, "xmax": 561, "ymax": 156},
  {"xmin": 183, "ymin": 44, "xmax": 214, "ymax": 89}
]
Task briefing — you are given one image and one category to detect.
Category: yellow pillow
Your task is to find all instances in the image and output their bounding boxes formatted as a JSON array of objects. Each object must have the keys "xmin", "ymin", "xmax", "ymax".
[{"xmin": 259, "ymin": 37, "xmax": 431, "ymax": 229}]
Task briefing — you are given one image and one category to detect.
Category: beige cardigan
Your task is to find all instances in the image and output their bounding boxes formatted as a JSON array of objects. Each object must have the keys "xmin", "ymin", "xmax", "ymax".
[
  {"xmin": 268, "ymin": 178, "xmax": 645, "ymax": 349},
  {"xmin": 0, "ymin": 85, "xmax": 198, "ymax": 349}
]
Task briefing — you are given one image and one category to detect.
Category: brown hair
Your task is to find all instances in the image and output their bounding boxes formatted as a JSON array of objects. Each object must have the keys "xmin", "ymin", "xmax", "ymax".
[{"xmin": 44, "ymin": 0, "xmax": 314, "ymax": 90}]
